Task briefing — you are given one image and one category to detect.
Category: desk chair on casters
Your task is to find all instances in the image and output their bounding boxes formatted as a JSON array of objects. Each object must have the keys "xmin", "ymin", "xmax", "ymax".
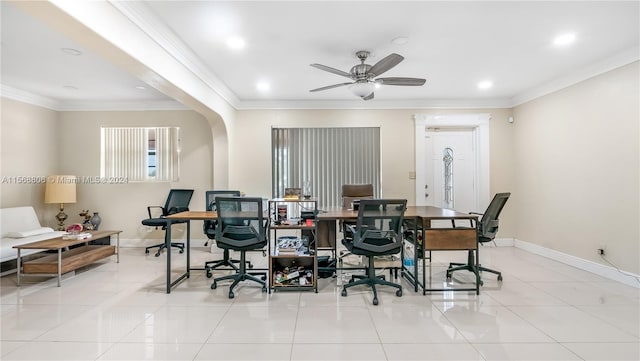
[
  {"xmin": 203, "ymin": 190, "xmax": 253, "ymax": 278},
  {"xmin": 142, "ymin": 189, "xmax": 194, "ymax": 257},
  {"xmin": 339, "ymin": 184, "xmax": 374, "ymax": 263},
  {"xmin": 341, "ymin": 199, "xmax": 407, "ymax": 305},
  {"xmin": 446, "ymin": 192, "xmax": 510, "ymax": 285},
  {"xmin": 210, "ymin": 196, "xmax": 268, "ymax": 299}
]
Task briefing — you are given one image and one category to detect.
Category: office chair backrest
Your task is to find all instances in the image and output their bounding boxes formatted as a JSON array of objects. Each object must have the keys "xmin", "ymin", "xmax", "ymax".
[
  {"xmin": 163, "ymin": 189, "xmax": 194, "ymax": 216},
  {"xmin": 478, "ymin": 192, "xmax": 510, "ymax": 242},
  {"xmin": 353, "ymin": 199, "xmax": 407, "ymax": 254},
  {"xmin": 342, "ymin": 183, "xmax": 374, "ymax": 209},
  {"xmin": 204, "ymin": 190, "xmax": 241, "ymax": 239},
  {"xmin": 215, "ymin": 197, "xmax": 268, "ymax": 248}
]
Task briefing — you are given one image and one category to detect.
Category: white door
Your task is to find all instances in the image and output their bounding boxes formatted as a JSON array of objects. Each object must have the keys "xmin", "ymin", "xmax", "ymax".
[
  {"xmin": 414, "ymin": 113, "xmax": 491, "ymax": 217},
  {"xmin": 425, "ymin": 129, "xmax": 476, "ymax": 213}
]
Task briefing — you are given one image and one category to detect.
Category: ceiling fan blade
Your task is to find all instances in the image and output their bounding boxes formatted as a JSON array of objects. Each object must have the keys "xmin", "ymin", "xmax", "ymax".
[
  {"xmin": 309, "ymin": 82, "xmax": 353, "ymax": 92},
  {"xmin": 310, "ymin": 63, "xmax": 352, "ymax": 78},
  {"xmin": 367, "ymin": 53, "xmax": 404, "ymax": 77},
  {"xmin": 363, "ymin": 92, "xmax": 374, "ymax": 101},
  {"xmin": 377, "ymin": 77, "xmax": 426, "ymax": 86}
]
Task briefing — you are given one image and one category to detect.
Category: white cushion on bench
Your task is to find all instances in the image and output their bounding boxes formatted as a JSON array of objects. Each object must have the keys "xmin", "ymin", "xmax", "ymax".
[{"xmin": 6, "ymin": 227, "xmax": 55, "ymax": 238}]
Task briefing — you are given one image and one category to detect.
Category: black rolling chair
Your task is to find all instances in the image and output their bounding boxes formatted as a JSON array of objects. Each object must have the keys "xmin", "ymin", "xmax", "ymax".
[
  {"xmin": 142, "ymin": 189, "xmax": 194, "ymax": 257},
  {"xmin": 203, "ymin": 190, "xmax": 253, "ymax": 277},
  {"xmin": 210, "ymin": 196, "xmax": 268, "ymax": 298},
  {"xmin": 341, "ymin": 199, "xmax": 407, "ymax": 305},
  {"xmin": 339, "ymin": 184, "xmax": 374, "ymax": 263},
  {"xmin": 446, "ymin": 192, "xmax": 510, "ymax": 284}
]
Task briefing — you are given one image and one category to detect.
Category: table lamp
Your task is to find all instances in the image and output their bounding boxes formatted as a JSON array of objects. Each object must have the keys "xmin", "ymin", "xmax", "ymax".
[{"xmin": 45, "ymin": 175, "xmax": 77, "ymax": 231}]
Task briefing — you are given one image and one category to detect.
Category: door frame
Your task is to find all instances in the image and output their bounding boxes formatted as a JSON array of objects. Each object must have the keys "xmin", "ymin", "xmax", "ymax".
[{"xmin": 414, "ymin": 113, "xmax": 490, "ymax": 209}]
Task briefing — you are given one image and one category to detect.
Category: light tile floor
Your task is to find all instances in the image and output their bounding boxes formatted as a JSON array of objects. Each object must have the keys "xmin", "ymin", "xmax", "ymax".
[{"xmin": 1, "ymin": 246, "xmax": 638, "ymax": 361}]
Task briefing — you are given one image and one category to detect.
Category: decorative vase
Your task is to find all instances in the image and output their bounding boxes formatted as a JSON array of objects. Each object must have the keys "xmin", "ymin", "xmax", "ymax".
[{"xmin": 90, "ymin": 212, "xmax": 102, "ymax": 230}]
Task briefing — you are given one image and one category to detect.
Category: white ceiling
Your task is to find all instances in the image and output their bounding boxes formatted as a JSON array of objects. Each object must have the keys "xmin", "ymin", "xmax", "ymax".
[{"xmin": 1, "ymin": 1, "xmax": 638, "ymax": 110}]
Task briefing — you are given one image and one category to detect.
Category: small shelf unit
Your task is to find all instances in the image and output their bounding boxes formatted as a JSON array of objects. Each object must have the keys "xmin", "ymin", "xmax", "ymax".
[{"xmin": 268, "ymin": 198, "xmax": 318, "ymax": 292}]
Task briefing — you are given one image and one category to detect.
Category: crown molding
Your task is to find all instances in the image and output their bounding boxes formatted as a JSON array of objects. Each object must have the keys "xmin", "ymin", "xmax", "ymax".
[
  {"xmin": 1, "ymin": 84, "xmax": 187, "ymax": 111},
  {"xmin": 237, "ymin": 97, "xmax": 514, "ymax": 110},
  {"xmin": 510, "ymin": 46, "xmax": 640, "ymax": 107},
  {"xmin": 1, "ymin": 85, "xmax": 59, "ymax": 110},
  {"xmin": 54, "ymin": 99, "xmax": 187, "ymax": 111},
  {"xmin": 110, "ymin": 1, "xmax": 240, "ymax": 109}
]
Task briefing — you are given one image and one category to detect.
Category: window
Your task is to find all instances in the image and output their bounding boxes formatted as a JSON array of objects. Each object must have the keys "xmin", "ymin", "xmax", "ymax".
[
  {"xmin": 100, "ymin": 127, "xmax": 180, "ymax": 182},
  {"xmin": 272, "ymin": 127, "xmax": 380, "ymax": 208}
]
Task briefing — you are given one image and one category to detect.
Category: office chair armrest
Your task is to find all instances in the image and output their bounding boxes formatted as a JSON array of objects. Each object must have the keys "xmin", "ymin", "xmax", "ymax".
[{"xmin": 147, "ymin": 206, "xmax": 164, "ymax": 219}]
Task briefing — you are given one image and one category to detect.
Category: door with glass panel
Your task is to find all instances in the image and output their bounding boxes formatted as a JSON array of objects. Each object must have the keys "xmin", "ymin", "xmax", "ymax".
[{"xmin": 424, "ymin": 129, "xmax": 477, "ymax": 215}]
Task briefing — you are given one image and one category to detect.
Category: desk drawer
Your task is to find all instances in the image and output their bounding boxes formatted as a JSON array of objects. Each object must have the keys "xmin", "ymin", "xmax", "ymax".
[{"xmin": 424, "ymin": 228, "xmax": 477, "ymax": 250}]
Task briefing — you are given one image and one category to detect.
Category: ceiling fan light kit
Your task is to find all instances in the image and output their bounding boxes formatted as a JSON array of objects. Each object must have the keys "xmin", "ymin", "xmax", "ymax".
[
  {"xmin": 349, "ymin": 81, "xmax": 375, "ymax": 98},
  {"xmin": 310, "ymin": 50, "xmax": 426, "ymax": 100}
]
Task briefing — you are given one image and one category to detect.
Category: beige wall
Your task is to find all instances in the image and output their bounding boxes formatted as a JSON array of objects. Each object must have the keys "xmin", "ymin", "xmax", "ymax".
[
  {"xmin": 513, "ymin": 61, "xmax": 639, "ymax": 274},
  {"xmin": 56, "ymin": 110, "xmax": 213, "ymax": 244},
  {"xmin": 0, "ymin": 98, "xmax": 60, "ymax": 225},
  {"xmin": 230, "ymin": 108, "xmax": 516, "ymax": 236}
]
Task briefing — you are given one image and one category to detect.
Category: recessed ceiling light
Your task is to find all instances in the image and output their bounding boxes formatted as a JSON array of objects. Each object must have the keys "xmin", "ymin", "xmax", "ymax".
[
  {"xmin": 256, "ymin": 82, "xmax": 270, "ymax": 92},
  {"xmin": 62, "ymin": 85, "xmax": 78, "ymax": 90},
  {"xmin": 61, "ymin": 48, "xmax": 82, "ymax": 56},
  {"xmin": 553, "ymin": 33, "xmax": 576, "ymax": 46},
  {"xmin": 391, "ymin": 36, "xmax": 409, "ymax": 45},
  {"xmin": 477, "ymin": 81, "xmax": 493, "ymax": 90},
  {"xmin": 135, "ymin": 86, "xmax": 147, "ymax": 90},
  {"xmin": 227, "ymin": 36, "xmax": 245, "ymax": 50}
]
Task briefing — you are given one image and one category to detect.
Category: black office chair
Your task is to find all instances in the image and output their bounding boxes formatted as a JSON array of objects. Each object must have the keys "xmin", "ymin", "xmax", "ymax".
[
  {"xmin": 339, "ymin": 184, "xmax": 374, "ymax": 263},
  {"xmin": 341, "ymin": 199, "xmax": 407, "ymax": 305},
  {"xmin": 203, "ymin": 190, "xmax": 253, "ymax": 277},
  {"xmin": 210, "ymin": 196, "xmax": 268, "ymax": 298},
  {"xmin": 446, "ymin": 192, "xmax": 510, "ymax": 284},
  {"xmin": 142, "ymin": 189, "xmax": 194, "ymax": 257}
]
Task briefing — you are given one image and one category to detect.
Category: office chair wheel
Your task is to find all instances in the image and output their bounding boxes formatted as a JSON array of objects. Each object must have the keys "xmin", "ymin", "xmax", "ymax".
[
  {"xmin": 373, "ymin": 298, "xmax": 379, "ymax": 306},
  {"xmin": 248, "ymin": 263, "xmax": 254, "ymax": 269},
  {"xmin": 228, "ymin": 291, "xmax": 235, "ymax": 299},
  {"xmin": 396, "ymin": 289, "xmax": 402, "ymax": 297},
  {"xmin": 145, "ymin": 249, "xmax": 150, "ymax": 255},
  {"xmin": 497, "ymin": 275, "xmax": 503, "ymax": 281},
  {"xmin": 479, "ymin": 279, "xmax": 484, "ymax": 286},
  {"xmin": 341, "ymin": 289, "xmax": 347, "ymax": 297},
  {"xmin": 262, "ymin": 286, "xmax": 267, "ymax": 292},
  {"xmin": 261, "ymin": 275, "xmax": 267, "ymax": 281},
  {"xmin": 155, "ymin": 251, "xmax": 161, "ymax": 257},
  {"xmin": 179, "ymin": 249, "xmax": 184, "ymax": 254},
  {"xmin": 206, "ymin": 269, "xmax": 212, "ymax": 278},
  {"xmin": 211, "ymin": 281, "xmax": 217, "ymax": 289}
]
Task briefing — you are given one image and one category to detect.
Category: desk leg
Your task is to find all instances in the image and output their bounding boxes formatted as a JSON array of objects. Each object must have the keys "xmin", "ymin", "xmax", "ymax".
[
  {"xmin": 166, "ymin": 222, "xmax": 172, "ymax": 294},
  {"xmin": 186, "ymin": 221, "xmax": 190, "ymax": 279},
  {"xmin": 116, "ymin": 233, "xmax": 120, "ymax": 263},
  {"xmin": 16, "ymin": 249, "xmax": 21, "ymax": 286},
  {"xmin": 57, "ymin": 249, "xmax": 62, "ymax": 287}
]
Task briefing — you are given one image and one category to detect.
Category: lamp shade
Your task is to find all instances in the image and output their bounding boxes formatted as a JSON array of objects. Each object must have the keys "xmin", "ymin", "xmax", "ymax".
[
  {"xmin": 349, "ymin": 81, "xmax": 375, "ymax": 98},
  {"xmin": 44, "ymin": 175, "xmax": 77, "ymax": 204}
]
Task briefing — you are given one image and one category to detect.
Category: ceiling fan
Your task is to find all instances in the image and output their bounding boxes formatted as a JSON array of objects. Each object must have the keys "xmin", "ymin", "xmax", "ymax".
[{"xmin": 309, "ymin": 50, "xmax": 426, "ymax": 100}]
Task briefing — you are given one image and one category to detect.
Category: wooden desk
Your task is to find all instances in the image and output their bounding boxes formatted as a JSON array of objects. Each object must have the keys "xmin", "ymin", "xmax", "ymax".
[
  {"xmin": 317, "ymin": 206, "xmax": 478, "ymax": 292},
  {"xmin": 13, "ymin": 230, "xmax": 121, "ymax": 287}
]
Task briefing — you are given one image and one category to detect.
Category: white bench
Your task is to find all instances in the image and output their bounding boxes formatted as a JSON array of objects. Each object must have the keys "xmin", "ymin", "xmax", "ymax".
[{"xmin": 1, "ymin": 206, "xmax": 65, "ymax": 273}]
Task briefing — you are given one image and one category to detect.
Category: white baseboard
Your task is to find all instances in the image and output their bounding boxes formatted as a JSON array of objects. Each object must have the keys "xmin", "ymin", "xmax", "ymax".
[{"xmin": 510, "ymin": 238, "xmax": 640, "ymax": 288}]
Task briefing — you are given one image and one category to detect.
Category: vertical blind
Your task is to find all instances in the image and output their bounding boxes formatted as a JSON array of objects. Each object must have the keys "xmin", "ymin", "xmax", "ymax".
[
  {"xmin": 272, "ymin": 127, "xmax": 380, "ymax": 208},
  {"xmin": 101, "ymin": 127, "xmax": 180, "ymax": 182}
]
